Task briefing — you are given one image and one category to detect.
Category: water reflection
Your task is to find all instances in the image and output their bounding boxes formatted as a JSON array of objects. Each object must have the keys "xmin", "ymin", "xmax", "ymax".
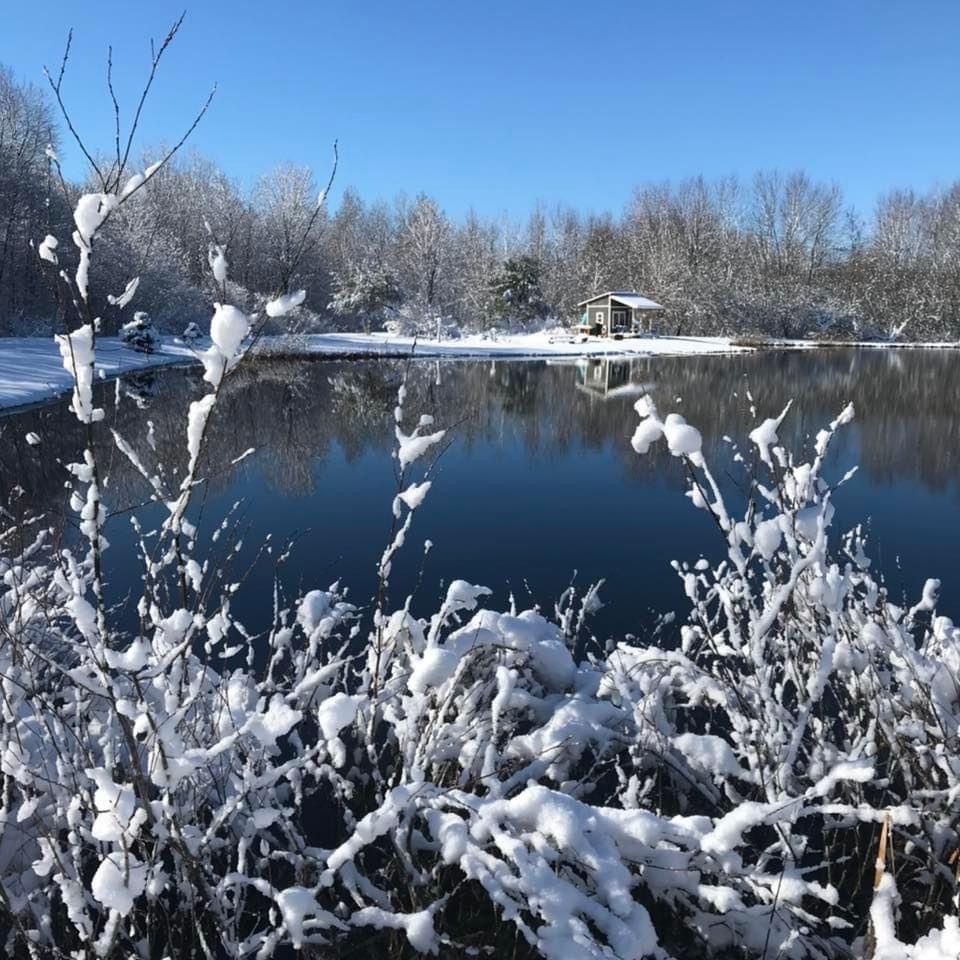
[
  {"xmin": 574, "ymin": 358, "xmax": 647, "ymax": 399},
  {"xmin": 1, "ymin": 349, "xmax": 959, "ymax": 639}
]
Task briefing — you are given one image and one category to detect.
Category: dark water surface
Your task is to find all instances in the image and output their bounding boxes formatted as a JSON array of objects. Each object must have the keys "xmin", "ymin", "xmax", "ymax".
[{"xmin": 2, "ymin": 349, "xmax": 959, "ymax": 642}]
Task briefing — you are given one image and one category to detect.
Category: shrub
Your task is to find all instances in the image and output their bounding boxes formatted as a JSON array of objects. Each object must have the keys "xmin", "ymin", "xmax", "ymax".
[
  {"xmin": 119, "ymin": 310, "xmax": 158, "ymax": 353},
  {"xmin": 181, "ymin": 320, "xmax": 202, "ymax": 343}
]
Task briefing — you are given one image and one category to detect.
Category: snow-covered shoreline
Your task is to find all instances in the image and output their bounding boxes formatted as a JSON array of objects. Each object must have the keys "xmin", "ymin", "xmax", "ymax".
[
  {"xmin": 2, "ymin": 329, "xmax": 958, "ymax": 414},
  {"xmin": 0, "ymin": 337, "xmax": 196, "ymax": 413},
  {"xmin": 0, "ymin": 331, "xmax": 746, "ymax": 413},
  {"xmin": 254, "ymin": 330, "xmax": 751, "ymax": 360}
]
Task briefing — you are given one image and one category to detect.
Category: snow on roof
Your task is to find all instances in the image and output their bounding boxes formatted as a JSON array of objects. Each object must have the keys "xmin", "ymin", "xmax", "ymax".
[
  {"xmin": 610, "ymin": 293, "xmax": 664, "ymax": 310},
  {"xmin": 577, "ymin": 291, "xmax": 664, "ymax": 310}
]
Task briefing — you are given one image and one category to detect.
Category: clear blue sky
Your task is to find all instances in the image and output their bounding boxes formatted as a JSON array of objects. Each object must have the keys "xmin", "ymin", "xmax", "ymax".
[{"xmin": 3, "ymin": 0, "xmax": 958, "ymax": 219}]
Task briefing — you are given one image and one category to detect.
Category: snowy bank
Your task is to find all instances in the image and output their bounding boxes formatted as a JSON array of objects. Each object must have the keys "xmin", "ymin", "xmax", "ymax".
[
  {"xmin": 0, "ymin": 337, "xmax": 195, "ymax": 412},
  {"xmin": 0, "ymin": 332, "xmax": 745, "ymax": 413},
  {"xmin": 254, "ymin": 329, "xmax": 751, "ymax": 360},
  {"xmin": 6, "ymin": 329, "xmax": 957, "ymax": 417}
]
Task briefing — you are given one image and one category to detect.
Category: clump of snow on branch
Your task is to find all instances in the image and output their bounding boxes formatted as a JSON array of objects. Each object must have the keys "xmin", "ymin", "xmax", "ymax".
[
  {"xmin": 190, "ymin": 253, "xmax": 253, "ymax": 389},
  {"xmin": 208, "ymin": 241, "xmax": 228, "ymax": 283},
  {"xmin": 265, "ymin": 288, "xmax": 306, "ymax": 317},
  {"xmin": 54, "ymin": 324, "xmax": 103, "ymax": 423},
  {"xmin": 37, "ymin": 233, "xmax": 58, "ymax": 264},
  {"xmin": 107, "ymin": 275, "xmax": 140, "ymax": 309}
]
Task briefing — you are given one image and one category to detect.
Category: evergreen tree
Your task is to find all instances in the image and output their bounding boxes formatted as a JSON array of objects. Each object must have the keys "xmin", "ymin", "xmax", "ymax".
[
  {"xmin": 329, "ymin": 263, "xmax": 403, "ymax": 332},
  {"xmin": 489, "ymin": 254, "xmax": 547, "ymax": 325}
]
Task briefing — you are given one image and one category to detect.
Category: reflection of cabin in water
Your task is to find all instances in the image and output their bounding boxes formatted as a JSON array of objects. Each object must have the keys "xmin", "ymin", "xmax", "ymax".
[
  {"xmin": 577, "ymin": 291, "xmax": 664, "ymax": 337},
  {"xmin": 575, "ymin": 358, "xmax": 636, "ymax": 398}
]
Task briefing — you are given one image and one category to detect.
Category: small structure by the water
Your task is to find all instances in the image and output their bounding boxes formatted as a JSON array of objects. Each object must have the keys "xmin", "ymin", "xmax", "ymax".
[{"xmin": 577, "ymin": 291, "xmax": 664, "ymax": 337}]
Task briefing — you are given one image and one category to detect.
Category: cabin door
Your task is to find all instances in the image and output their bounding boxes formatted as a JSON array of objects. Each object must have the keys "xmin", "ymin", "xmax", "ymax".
[{"xmin": 611, "ymin": 308, "xmax": 628, "ymax": 333}]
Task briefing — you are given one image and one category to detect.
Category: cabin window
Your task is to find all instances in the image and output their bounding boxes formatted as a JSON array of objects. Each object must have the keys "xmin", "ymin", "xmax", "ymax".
[{"xmin": 594, "ymin": 311, "xmax": 603, "ymax": 323}]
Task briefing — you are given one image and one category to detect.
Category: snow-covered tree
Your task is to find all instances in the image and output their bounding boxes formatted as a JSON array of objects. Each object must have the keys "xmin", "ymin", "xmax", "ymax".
[
  {"xmin": 329, "ymin": 261, "xmax": 402, "ymax": 332},
  {"xmin": 445, "ymin": 209, "xmax": 500, "ymax": 326},
  {"xmin": 252, "ymin": 162, "xmax": 331, "ymax": 308},
  {"xmin": 0, "ymin": 64, "xmax": 61, "ymax": 329},
  {"xmin": 396, "ymin": 193, "xmax": 449, "ymax": 309},
  {"xmin": 488, "ymin": 253, "xmax": 548, "ymax": 325}
]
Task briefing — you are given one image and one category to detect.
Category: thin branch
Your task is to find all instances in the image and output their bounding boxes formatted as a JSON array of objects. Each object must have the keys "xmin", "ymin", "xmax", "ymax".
[
  {"xmin": 275, "ymin": 140, "xmax": 338, "ymax": 294},
  {"xmin": 43, "ymin": 29, "xmax": 105, "ymax": 187},
  {"xmin": 117, "ymin": 12, "xmax": 187, "ymax": 183},
  {"xmin": 106, "ymin": 45, "xmax": 122, "ymax": 178},
  {"xmin": 119, "ymin": 83, "xmax": 217, "ymax": 206}
]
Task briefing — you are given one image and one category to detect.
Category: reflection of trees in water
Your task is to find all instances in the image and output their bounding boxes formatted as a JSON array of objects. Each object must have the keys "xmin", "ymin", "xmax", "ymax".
[
  {"xmin": 214, "ymin": 361, "xmax": 327, "ymax": 495},
  {"xmin": 2, "ymin": 350, "xmax": 959, "ymax": 537},
  {"xmin": 684, "ymin": 349, "xmax": 960, "ymax": 493},
  {"xmin": 487, "ymin": 362, "xmax": 539, "ymax": 414},
  {"xmin": 418, "ymin": 349, "xmax": 960, "ymax": 495},
  {"xmin": 327, "ymin": 366, "xmax": 401, "ymax": 462}
]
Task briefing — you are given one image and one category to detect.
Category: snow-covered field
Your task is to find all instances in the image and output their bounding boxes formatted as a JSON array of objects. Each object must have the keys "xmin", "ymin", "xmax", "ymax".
[
  {"xmin": 2, "ymin": 329, "xmax": 957, "ymax": 416},
  {"xmin": 0, "ymin": 331, "xmax": 745, "ymax": 413},
  {"xmin": 259, "ymin": 329, "xmax": 750, "ymax": 360},
  {"xmin": 0, "ymin": 336, "xmax": 195, "ymax": 412}
]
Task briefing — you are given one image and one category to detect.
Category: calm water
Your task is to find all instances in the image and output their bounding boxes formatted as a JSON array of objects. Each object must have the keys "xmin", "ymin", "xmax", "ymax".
[{"xmin": 2, "ymin": 349, "xmax": 959, "ymax": 642}]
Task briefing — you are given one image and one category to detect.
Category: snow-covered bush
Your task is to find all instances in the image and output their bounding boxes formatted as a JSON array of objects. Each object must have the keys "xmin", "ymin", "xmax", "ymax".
[
  {"xmin": 181, "ymin": 320, "xmax": 202, "ymax": 343},
  {"xmin": 382, "ymin": 314, "xmax": 416, "ymax": 337},
  {"xmin": 119, "ymin": 310, "xmax": 158, "ymax": 353},
  {"xmin": 378, "ymin": 305, "xmax": 460, "ymax": 341},
  {"xmin": 8, "ymin": 271, "xmax": 960, "ymax": 958}
]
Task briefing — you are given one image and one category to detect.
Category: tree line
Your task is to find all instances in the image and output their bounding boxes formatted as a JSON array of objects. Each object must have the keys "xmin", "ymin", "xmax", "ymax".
[{"xmin": 3, "ymin": 62, "xmax": 959, "ymax": 340}]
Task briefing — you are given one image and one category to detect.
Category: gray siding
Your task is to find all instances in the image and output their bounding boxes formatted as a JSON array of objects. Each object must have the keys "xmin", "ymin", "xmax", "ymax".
[
  {"xmin": 587, "ymin": 304, "xmax": 609, "ymax": 329},
  {"xmin": 581, "ymin": 295, "xmax": 611, "ymax": 308}
]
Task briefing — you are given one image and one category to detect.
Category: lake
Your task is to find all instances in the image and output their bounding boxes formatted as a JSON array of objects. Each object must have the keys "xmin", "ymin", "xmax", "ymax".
[{"xmin": 2, "ymin": 348, "xmax": 959, "ymax": 643}]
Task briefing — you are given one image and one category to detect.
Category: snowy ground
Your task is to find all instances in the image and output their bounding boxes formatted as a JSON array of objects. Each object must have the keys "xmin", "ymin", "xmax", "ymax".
[
  {"xmin": 0, "ymin": 337, "xmax": 196, "ymax": 412},
  {"xmin": 4, "ymin": 328, "xmax": 956, "ymax": 415},
  {"xmin": 0, "ymin": 331, "xmax": 747, "ymax": 413},
  {"xmin": 255, "ymin": 329, "xmax": 751, "ymax": 360}
]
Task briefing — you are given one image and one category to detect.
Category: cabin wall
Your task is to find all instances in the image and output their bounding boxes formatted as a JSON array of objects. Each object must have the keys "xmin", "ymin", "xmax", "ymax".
[{"xmin": 585, "ymin": 303, "xmax": 609, "ymax": 332}]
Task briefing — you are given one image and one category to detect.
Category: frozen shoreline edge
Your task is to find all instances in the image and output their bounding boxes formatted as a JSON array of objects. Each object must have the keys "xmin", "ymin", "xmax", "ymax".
[{"xmin": 1, "ymin": 331, "xmax": 957, "ymax": 415}]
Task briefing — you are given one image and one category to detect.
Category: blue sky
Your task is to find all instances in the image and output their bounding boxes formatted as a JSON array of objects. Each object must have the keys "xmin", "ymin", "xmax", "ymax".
[{"xmin": 3, "ymin": 0, "xmax": 958, "ymax": 219}]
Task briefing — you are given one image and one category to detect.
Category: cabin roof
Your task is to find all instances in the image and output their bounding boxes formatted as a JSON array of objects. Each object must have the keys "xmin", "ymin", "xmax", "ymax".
[{"xmin": 577, "ymin": 291, "xmax": 664, "ymax": 310}]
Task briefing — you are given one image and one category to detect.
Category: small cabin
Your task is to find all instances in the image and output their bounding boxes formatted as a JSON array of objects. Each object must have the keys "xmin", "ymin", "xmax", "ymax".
[{"xmin": 576, "ymin": 291, "xmax": 664, "ymax": 337}]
